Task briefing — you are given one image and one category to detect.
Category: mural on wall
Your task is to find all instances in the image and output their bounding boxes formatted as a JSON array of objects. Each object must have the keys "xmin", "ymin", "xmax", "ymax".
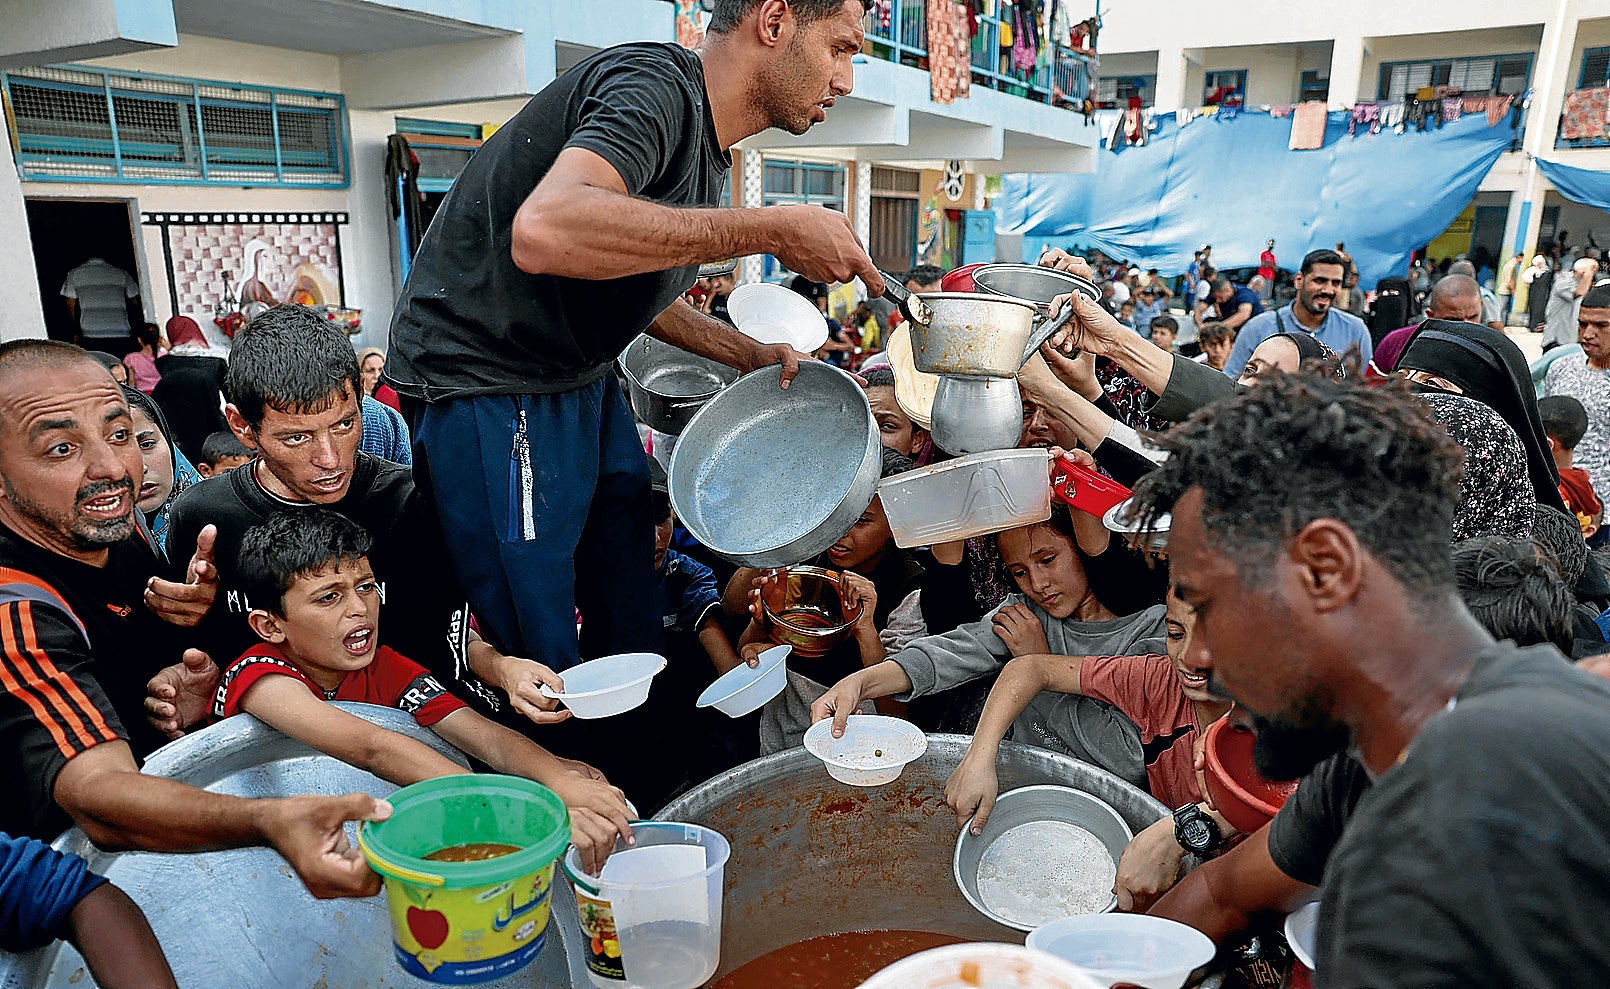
[{"xmin": 142, "ymin": 211, "xmax": 352, "ymax": 335}]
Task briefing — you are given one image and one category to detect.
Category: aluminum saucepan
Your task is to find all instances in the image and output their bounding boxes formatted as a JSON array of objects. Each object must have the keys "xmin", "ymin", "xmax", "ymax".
[
  {"xmin": 619, "ymin": 334, "xmax": 741, "ymax": 435},
  {"xmin": 973, "ymin": 263, "xmax": 1102, "ymax": 316},
  {"xmin": 909, "ymin": 294, "xmax": 1078, "ymax": 378},
  {"xmin": 930, "ymin": 375, "xmax": 1023, "ymax": 455},
  {"xmin": 669, "ymin": 361, "xmax": 881, "ymax": 568}
]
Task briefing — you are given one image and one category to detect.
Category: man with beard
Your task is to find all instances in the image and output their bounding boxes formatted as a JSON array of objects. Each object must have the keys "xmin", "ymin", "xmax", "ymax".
[
  {"xmin": 1222, "ymin": 249, "xmax": 1371, "ymax": 378},
  {"xmin": 0, "ymin": 340, "xmax": 389, "ymax": 899},
  {"xmin": 1138, "ymin": 373, "xmax": 1610, "ymax": 986},
  {"xmin": 386, "ymin": 0, "xmax": 884, "ymax": 714}
]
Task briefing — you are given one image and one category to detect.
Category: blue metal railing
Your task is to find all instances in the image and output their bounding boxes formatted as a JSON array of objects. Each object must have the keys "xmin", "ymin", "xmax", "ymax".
[{"xmin": 863, "ymin": 2, "xmax": 1093, "ymax": 109}]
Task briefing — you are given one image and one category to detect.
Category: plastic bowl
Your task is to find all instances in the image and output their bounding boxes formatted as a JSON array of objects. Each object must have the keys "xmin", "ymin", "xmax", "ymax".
[
  {"xmin": 1285, "ymin": 900, "xmax": 1320, "ymax": 972},
  {"xmin": 802, "ymin": 715, "xmax": 927, "ymax": 786},
  {"xmin": 727, "ymin": 282, "xmax": 829, "ymax": 353},
  {"xmin": 1204, "ymin": 717, "xmax": 1300, "ymax": 834},
  {"xmin": 861, "ymin": 943, "xmax": 1105, "ymax": 989},
  {"xmin": 879, "ymin": 449, "xmax": 1052, "ymax": 549},
  {"xmin": 953, "ymin": 785, "xmax": 1132, "ymax": 931},
  {"xmin": 697, "ymin": 645, "xmax": 791, "ymax": 717},
  {"xmin": 539, "ymin": 653, "xmax": 666, "ymax": 719},
  {"xmin": 1026, "ymin": 914, "xmax": 1217, "ymax": 989},
  {"xmin": 939, "ymin": 263, "xmax": 988, "ymax": 293},
  {"xmin": 760, "ymin": 566, "xmax": 862, "ymax": 658}
]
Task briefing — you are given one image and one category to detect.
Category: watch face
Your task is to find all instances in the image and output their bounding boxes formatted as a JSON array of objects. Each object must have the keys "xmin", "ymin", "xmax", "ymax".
[{"xmin": 1181, "ymin": 819, "xmax": 1211, "ymax": 849}]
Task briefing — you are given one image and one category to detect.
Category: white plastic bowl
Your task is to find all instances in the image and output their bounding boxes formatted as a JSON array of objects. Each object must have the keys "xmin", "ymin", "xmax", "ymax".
[
  {"xmin": 696, "ymin": 645, "xmax": 790, "ymax": 717},
  {"xmin": 1026, "ymin": 914, "xmax": 1216, "ymax": 989},
  {"xmin": 539, "ymin": 652, "xmax": 666, "ymax": 719},
  {"xmin": 861, "ymin": 943, "xmax": 1104, "ymax": 989},
  {"xmin": 802, "ymin": 715, "xmax": 927, "ymax": 786},
  {"xmin": 727, "ymin": 282, "xmax": 830, "ymax": 353},
  {"xmin": 1285, "ymin": 900, "xmax": 1320, "ymax": 971}
]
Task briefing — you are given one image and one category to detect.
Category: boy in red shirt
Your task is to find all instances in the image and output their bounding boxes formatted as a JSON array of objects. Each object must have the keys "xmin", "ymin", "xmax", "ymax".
[
  {"xmin": 1539, "ymin": 395, "xmax": 1603, "ymax": 538},
  {"xmin": 212, "ymin": 509, "xmax": 633, "ymax": 872},
  {"xmin": 945, "ymin": 589, "xmax": 1234, "ymax": 911}
]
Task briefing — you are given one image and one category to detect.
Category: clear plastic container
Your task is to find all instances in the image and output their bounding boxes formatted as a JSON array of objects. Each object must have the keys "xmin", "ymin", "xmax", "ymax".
[
  {"xmin": 1026, "ymin": 914, "xmax": 1216, "ymax": 989},
  {"xmin": 878, "ymin": 449, "xmax": 1052, "ymax": 549}
]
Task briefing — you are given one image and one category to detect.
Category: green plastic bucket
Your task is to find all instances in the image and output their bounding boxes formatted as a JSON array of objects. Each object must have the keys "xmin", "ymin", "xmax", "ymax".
[{"xmin": 359, "ymin": 774, "xmax": 570, "ymax": 984}]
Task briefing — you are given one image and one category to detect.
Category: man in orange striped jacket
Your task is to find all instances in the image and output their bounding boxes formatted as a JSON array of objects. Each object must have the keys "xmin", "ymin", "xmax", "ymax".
[{"xmin": 0, "ymin": 340, "xmax": 387, "ymax": 899}]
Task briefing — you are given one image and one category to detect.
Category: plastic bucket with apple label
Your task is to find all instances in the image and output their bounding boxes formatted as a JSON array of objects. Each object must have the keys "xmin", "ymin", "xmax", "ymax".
[{"xmin": 359, "ymin": 774, "xmax": 570, "ymax": 985}]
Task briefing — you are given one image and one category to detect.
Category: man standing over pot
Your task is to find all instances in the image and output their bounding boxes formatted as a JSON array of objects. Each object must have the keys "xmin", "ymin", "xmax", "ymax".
[{"xmin": 386, "ymin": 1, "xmax": 880, "ymax": 798}]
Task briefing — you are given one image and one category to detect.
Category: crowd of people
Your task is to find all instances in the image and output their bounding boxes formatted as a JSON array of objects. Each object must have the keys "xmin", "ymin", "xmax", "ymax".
[{"xmin": 5, "ymin": 1, "xmax": 1610, "ymax": 986}]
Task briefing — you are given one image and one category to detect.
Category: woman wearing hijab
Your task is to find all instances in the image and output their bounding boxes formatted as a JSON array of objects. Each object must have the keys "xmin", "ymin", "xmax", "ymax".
[
  {"xmin": 151, "ymin": 315, "xmax": 229, "ymax": 464},
  {"xmin": 1421, "ymin": 392, "xmax": 1536, "ymax": 541},
  {"xmin": 121, "ymin": 386, "xmax": 201, "ymax": 555}
]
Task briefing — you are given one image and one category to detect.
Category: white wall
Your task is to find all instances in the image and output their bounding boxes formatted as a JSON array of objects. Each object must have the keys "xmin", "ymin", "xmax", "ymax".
[
  {"xmin": 0, "ymin": 138, "xmax": 47, "ymax": 341},
  {"xmin": 1360, "ymin": 26, "xmax": 1546, "ymax": 102}
]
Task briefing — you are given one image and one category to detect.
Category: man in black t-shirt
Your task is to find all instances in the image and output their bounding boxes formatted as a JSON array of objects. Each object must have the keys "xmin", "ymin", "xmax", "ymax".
[
  {"xmin": 385, "ymin": 2, "xmax": 883, "ymax": 688},
  {"xmin": 1130, "ymin": 372, "xmax": 1610, "ymax": 986},
  {"xmin": 0, "ymin": 340, "xmax": 383, "ymax": 899}
]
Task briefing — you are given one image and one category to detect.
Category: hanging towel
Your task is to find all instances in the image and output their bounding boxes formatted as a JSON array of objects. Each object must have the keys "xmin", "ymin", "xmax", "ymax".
[
  {"xmin": 1486, "ymin": 93, "xmax": 1514, "ymax": 127},
  {"xmin": 1288, "ymin": 101, "xmax": 1327, "ymax": 150},
  {"xmin": 1462, "ymin": 96, "xmax": 1487, "ymax": 116},
  {"xmin": 1348, "ymin": 102, "xmax": 1380, "ymax": 136},
  {"xmin": 1218, "ymin": 102, "xmax": 1241, "ymax": 121},
  {"xmin": 1380, "ymin": 101, "xmax": 1406, "ymax": 132},
  {"xmin": 1122, "ymin": 96, "xmax": 1147, "ymax": 147},
  {"xmin": 926, "ymin": 0, "xmax": 971, "ymax": 104},
  {"xmin": 1269, "ymin": 104, "xmax": 1295, "ymax": 119},
  {"xmin": 1440, "ymin": 97, "xmax": 1463, "ymax": 123},
  {"xmin": 1561, "ymin": 88, "xmax": 1608, "ymax": 141},
  {"xmin": 1176, "ymin": 107, "xmax": 1195, "ymax": 127}
]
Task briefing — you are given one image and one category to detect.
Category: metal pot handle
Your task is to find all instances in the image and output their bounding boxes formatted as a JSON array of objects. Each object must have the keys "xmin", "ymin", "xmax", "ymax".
[{"xmin": 1018, "ymin": 304, "xmax": 1079, "ymax": 368}]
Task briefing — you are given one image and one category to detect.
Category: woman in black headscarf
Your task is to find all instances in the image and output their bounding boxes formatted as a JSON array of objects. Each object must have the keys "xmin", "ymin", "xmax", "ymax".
[
  {"xmin": 1397, "ymin": 319, "xmax": 1610, "ymax": 606},
  {"xmin": 1396, "ymin": 319, "xmax": 1564, "ymax": 513}
]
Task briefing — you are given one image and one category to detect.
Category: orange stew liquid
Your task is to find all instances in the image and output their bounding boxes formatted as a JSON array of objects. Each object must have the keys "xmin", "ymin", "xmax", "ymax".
[
  {"xmin": 711, "ymin": 931, "xmax": 972, "ymax": 989},
  {"xmin": 423, "ymin": 842, "xmax": 523, "ymax": 863}
]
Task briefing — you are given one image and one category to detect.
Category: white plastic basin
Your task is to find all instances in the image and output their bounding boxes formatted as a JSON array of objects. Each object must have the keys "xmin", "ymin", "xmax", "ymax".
[
  {"xmin": 727, "ymin": 282, "xmax": 829, "ymax": 353},
  {"xmin": 879, "ymin": 449, "xmax": 1053, "ymax": 549},
  {"xmin": 1026, "ymin": 914, "xmax": 1216, "ymax": 989},
  {"xmin": 540, "ymin": 652, "xmax": 666, "ymax": 719},
  {"xmin": 696, "ymin": 645, "xmax": 790, "ymax": 717}
]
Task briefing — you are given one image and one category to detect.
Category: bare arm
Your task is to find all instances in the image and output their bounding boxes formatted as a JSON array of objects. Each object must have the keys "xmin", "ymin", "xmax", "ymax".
[
  {"xmin": 699, "ymin": 619, "xmax": 744, "ymax": 676},
  {"xmin": 52, "ymin": 742, "xmax": 386, "ymax": 898},
  {"xmin": 1222, "ymin": 302, "xmax": 1255, "ymax": 330},
  {"xmin": 649, "ymin": 296, "xmax": 804, "ymax": 387},
  {"xmin": 240, "ymin": 676, "xmax": 468, "ymax": 785},
  {"xmin": 1148, "ymin": 821, "xmax": 1315, "ymax": 943},
  {"xmin": 68, "ymin": 884, "xmax": 179, "ymax": 989},
  {"xmin": 511, "ymin": 148, "xmax": 882, "ymax": 292}
]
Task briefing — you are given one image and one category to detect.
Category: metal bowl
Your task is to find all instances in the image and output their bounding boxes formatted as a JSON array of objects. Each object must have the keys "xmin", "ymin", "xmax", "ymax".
[
  {"xmin": 954, "ymin": 784, "xmax": 1134, "ymax": 931},
  {"xmin": 760, "ymin": 565, "xmax": 862, "ymax": 657},
  {"xmin": 930, "ymin": 374, "xmax": 1023, "ymax": 455},
  {"xmin": 670, "ymin": 361, "xmax": 881, "ymax": 568},
  {"xmin": 973, "ymin": 263, "xmax": 1102, "ymax": 316},
  {"xmin": 619, "ymin": 334, "xmax": 740, "ymax": 435}
]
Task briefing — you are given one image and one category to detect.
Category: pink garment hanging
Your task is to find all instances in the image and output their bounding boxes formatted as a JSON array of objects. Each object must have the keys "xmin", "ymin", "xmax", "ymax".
[
  {"xmin": 1288, "ymin": 101, "xmax": 1327, "ymax": 150},
  {"xmin": 1486, "ymin": 94, "xmax": 1514, "ymax": 127},
  {"xmin": 927, "ymin": 0, "xmax": 971, "ymax": 104}
]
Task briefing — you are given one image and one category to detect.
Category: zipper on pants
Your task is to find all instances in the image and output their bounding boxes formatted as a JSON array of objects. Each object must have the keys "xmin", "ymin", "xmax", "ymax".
[{"xmin": 511, "ymin": 405, "xmax": 537, "ymax": 542}]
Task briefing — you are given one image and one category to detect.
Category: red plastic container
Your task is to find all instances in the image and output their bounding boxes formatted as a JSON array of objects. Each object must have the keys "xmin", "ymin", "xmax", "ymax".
[
  {"xmin": 939, "ymin": 263, "xmax": 987, "ymax": 293},
  {"xmin": 1049, "ymin": 458, "xmax": 1133, "ymax": 518},
  {"xmin": 1204, "ymin": 717, "xmax": 1300, "ymax": 834}
]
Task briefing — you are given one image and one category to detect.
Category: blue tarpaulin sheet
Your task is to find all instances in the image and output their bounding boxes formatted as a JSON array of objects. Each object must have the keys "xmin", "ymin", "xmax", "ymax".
[
  {"xmin": 1537, "ymin": 157, "xmax": 1610, "ymax": 213},
  {"xmin": 997, "ymin": 110, "xmax": 1514, "ymax": 286}
]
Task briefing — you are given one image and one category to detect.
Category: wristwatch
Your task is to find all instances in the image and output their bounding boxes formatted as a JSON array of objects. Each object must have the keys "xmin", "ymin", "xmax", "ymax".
[{"xmin": 1173, "ymin": 803, "xmax": 1222, "ymax": 856}]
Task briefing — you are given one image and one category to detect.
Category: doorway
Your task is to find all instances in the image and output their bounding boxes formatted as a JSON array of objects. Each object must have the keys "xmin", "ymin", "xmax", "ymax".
[{"xmin": 25, "ymin": 198, "xmax": 142, "ymax": 342}]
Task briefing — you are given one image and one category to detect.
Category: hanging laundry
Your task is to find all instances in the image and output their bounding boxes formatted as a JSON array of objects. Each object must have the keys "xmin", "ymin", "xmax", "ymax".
[
  {"xmin": 1269, "ymin": 105, "xmax": 1294, "ymax": 119},
  {"xmin": 1123, "ymin": 96, "xmax": 1147, "ymax": 147},
  {"xmin": 1218, "ymin": 102, "xmax": 1242, "ymax": 121},
  {"xmin": 1108, "ymin": 109, "xmax": 1126, "ymax": 152},
  {"xmin": 1050, "ymin": 0, "xmax": 1073, "ymax": 48},
  {"xmin": 1348, "ymin": 102, "xmax": 1380, "ymax": 136},
  {"xmin": 1440, "ymin": 97, "xmax": 1463, "ymax": 123},
  {"xmin": 926, "ymin": 0, "xmax": 971, "ymax": 104},
  {"xmin": 1561, "ymin": 87, "xmax": 1609, "ymax": 141},
  {"xmin": 1380, "ymin": 102, "xmax": 1406, "ymax": 133},
  {"xmin": 1176, "ymin": 107, "xmax": 1196, "ymax": 127},
  {"xmin": 1486, "ymin": 94, "xmax": 1514, "ymax": 127},
  {"xmin": 1461, "ymin": 96, "xmax": 1487, "ymax": 116},
  {"xmin": 1012, "ymin": 1, "xmax": 1040, "ymax": 71},
  {"xmin": 1288, "ymin": 101, "xmax": 1327, "ymax": 150},
  {"xmin": 674, "ymin": 0, "xmax": 705, "ymax": 49},
  {"xmin": 874, "ymin": 0, "xmax": 892, "ymax": 30}
]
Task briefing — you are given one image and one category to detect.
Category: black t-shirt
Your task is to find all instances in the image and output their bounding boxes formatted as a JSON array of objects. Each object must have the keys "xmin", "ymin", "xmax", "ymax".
[
  {"xmin": 387, "ymin": 43, "xmax": 732, "ymax": 400},
  {"xmin": 163, "ymin": 453, "xmax": 492, "ymax": 710},
  {"xmin": 0, "ymin": 524, "xmax": 180, "ymax": 839},
  {"xmin": 1272, "ymin": 643, "xmax": 1610, "ymax": 986},
  {"xmin": 1265, "ymin": 751, "xmax": 1371, "ymax": 887}
]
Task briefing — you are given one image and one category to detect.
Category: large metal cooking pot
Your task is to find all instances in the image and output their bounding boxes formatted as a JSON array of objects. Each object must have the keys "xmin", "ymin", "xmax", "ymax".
[
  {"xmin": 670, "ymin": 361, "xmax": 881, "ymax": 568},
  {"xmin": 619, "ymin": 333, "xmax": 740, "ymax": 435},
  {"xmin": 910, "ymin": 294, "xmax": 1076, "ymax": 378},
  {"xmin": 658, "ymin": 734, "xmax": 1168, "ymax": 980},
  {"xmin": 930, "ymin": 375, "xmax": 1023, "ymax": 454},
  {"xmin": 0, "ymin": 706, "xmax": 588, "ymax": 989}
]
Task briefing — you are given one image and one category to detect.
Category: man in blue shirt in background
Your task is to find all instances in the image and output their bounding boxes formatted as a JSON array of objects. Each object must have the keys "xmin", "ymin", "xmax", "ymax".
[
  {"xmin": 1131, "ymin": 284, "xmax": 1167, "ymax": 335},
  {"xmin": 1223, "ymin": 249, "xmax": 1372, "ymax": 377}
]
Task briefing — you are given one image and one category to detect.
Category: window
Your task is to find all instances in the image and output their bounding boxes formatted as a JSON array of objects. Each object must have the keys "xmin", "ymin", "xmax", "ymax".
[
  {"xmin": 1299, "ymin": 70, "xmax": 1330, "ymax": 103},
  {"xmin": 1580, "ymin": 47, "xmax": 1610, "ymax": 89},
  {"xmin": 761, "ymin": 159, "xmax": 845, "ymax": 279},
  {"xmin": 1096, "ymin": 75, "xmax": 1155, "ymax": 109},
  {"xmin": 870, "ymin": 166, "xmax": 921, "ymax": 271},
  {"xmin": 1203, "ymin": 70, "xmax": 1247, "ymax": 106},
  {"xmin": 2, "ymin": 64, "xmax": 347, "ymax": 187},
  {"xmin": 1376, "ymin": 54, "xmax": 1532, "ymax": 102}
]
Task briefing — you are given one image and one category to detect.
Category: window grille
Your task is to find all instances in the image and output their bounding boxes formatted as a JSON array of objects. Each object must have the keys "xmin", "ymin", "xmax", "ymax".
[{"xmin": 2, "ymin": 65, "xmax": 347, "ymax": 187}]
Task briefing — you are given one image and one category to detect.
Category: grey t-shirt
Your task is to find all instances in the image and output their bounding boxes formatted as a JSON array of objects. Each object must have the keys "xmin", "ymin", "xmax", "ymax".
[
  {"xmin": 60, "ymin": 259, "xmax": 138, "ymax": 339},
  {"xmin": 891, "ymin": 598, "xmax": 1166, "ymax": 788}
]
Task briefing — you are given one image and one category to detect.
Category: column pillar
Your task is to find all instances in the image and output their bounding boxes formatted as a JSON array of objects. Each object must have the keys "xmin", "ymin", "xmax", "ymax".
[
  {"xmin": 738, "ymin": 148, "xmax": 765, "ymax": 285},
  {"xmin": 1151, "ymin": 46, "xmax": 1193, "ymax": 113},
  {"xmin": 852, "ymin": 159, "xmax": 872, "ymax": 247},
  {"xmin": 0, "ymin": 138, "xmax": 45, "ymax": 341},
  {"xmin": 1327, "ymin": 35, "xmax": 1368, "ymax": 108}
]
